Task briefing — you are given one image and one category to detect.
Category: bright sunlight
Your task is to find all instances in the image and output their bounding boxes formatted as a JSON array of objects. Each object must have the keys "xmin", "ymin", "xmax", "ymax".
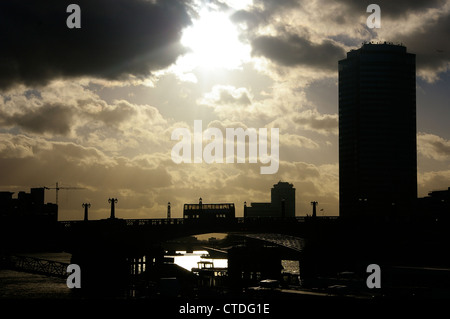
[{"xmin": 180, "ymin": 9, "xmax": 251, "ymax": 70}]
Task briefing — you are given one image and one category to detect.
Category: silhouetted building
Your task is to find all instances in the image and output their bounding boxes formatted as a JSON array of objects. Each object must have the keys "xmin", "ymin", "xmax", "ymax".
[
  {"xmin": 338, "ymin": 42, "xmax": 417, "ymax": 218},
  {"xmin": 0, "ymin": 191, "xmax": 14, "ymax": 219},
  {"xmin": 245, "ymin": 181, "xmax": 295, "ymax": 217},
  {"xmin": 228, "ymin": 245, "xmax": 281, "ymax": 288},
  {"xmin": 418, "ymin": 187, "xmax": 450, "ymax": 220},
  {"xmin": 31, "ymin": 187, "xmax": 45, "ymax": 206},
  {"xmin": 183, "ymin": 198, "xmax": 235, "ymax": 220},
  {"xmin": 0, "ymin": 188, "xmax": 58, "ymax": 222},
  {"xmin": 245, "ymin": 202, "xmax": 274, "ymax": 217}
]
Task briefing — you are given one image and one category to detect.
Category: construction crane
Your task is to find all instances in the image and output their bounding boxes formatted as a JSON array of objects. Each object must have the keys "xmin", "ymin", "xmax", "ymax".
[{"xmin": 44, "ymin": 182, "xmax": 85, "ymax": 205}]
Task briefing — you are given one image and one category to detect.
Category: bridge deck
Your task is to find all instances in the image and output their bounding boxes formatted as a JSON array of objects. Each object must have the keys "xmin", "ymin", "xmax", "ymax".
[{"xmin": 59, "ymin": 216, "xmax": 338, "ymax": 228}]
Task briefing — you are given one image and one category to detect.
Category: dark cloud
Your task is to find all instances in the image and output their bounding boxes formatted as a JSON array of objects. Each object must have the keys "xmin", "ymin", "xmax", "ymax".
[
  {"xmin": 0, "ymin": 0, "xmax": 192, "ymax": 89},
  {"xmin": 251, "ymin": 34, "xmax": 346, "ymax": 70},
  {"xmin": 233, "ymin": 0, "xmax": 435, "ymax": 30},
  {"xmin": 231, "ymin": 0, "xmax": 301, "ymax": 30},
  {"xmin": 336, "ymin": 0, "xmax": 447, "ymax": 18},
  {"xmin": 0, "ymin": 103, "xmax": 74, "ymax": 135},
  {"xmin": 0, "ymin": 97, "xmax": 142, "ymax": 136},
  {"xmin": 400, "ymin": 12, "xmax": 450, "ymax": 74},
  {"xmin": 234, "ymin": 0, "xmax": 449, "ymax": 76},
  {"xmin": 91, "ymin": 101, "xmax": 137, "ymax": 127},
  {"xmin": 324, "ymin": 1, "xmax": 450, "ymax": 77}
]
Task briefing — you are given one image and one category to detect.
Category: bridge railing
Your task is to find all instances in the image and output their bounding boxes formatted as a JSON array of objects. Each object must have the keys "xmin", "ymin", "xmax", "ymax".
[
  {"xmin": 59, "ymin": 220, "xmax": 83, "ymax": 228},
  {"xmin": 59, "ymin": 216, "xmax": 338, "ymax": 228},
  {"xmin": 239, "ymin": 216, "xmax": 306, "ymax": 223},
  {"xmin": 125, "ymin": 218, "xmax": 185, "ymax": 226},
  {"xmin": 0, "ymin": 255, "xmax": 69, "ymax": 278}
]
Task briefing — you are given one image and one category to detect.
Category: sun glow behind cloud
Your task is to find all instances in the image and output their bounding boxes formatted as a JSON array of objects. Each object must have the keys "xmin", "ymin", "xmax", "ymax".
[{"xmin": 179, "ymin": 8, "xmax": 251, "ymax": 71}]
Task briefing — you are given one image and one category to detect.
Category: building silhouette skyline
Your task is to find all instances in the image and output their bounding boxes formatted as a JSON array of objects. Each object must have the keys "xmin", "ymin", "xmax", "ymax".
[
  {"xmin": 338, "ymin": 42, "xmax": 417, "ymax": 218},
  {"xmin": 245, "ymin": 181, "xmax": 296, "ymax": 218},
  {"xmin": 0, "ymin": 187, "xmax": 58, "ymax": 223}
]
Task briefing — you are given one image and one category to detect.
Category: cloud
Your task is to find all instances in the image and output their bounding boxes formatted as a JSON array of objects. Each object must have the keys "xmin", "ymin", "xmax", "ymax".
[
  {"xmin": 87, "ymin": 100, "xmax": 138, "ymax": 127},
  {"xmin": 200, "ymin": 85, "xmax": 252, "ymax": 107},
  {"xmin": 232, "ymin": 0, "xmax": 450, "ymax": 82},
  {"xmin": 0, "ymin": 130, "xmax": 341, "ymax": 218},
  {"xmin": 0, "ymin": 103, "xmax": 74, "ymax": 135},
  {"xmin": 0, "ymin": 134, "xmax": 50, "ymax": 159},
  {"xmin": 251, "ymin": 33, "xmax": 346, "ymax": 71},
  {"xmin": 398, "ymin": 12, "xmax": 450, "ymax": 82},
  {"xmin": 418, "ymin": 170, "xmax": 450, "ymax": 197},
  {"xmin": 337, "ymin": 0, "xmax": 447, "ymax": 18},
  {"xmin": 280, "ymin": 133, "xmax": 319, "ymax": 149},
  {"xmin": 1, "ymin": 0, "xmax": 448, "ymax": 222},
  {"xmin": 293, "ymin": 110, "xmax": 338, "ymax": 135},
  {"xmin": 0, "ymin": 0, "xmax": 192, "ymax": 90},
  {"xmin": 0, "ymin": 83, "xmax": 170, "ymax": 158},
  {"xmin": 0, "ymin": 133, "xmax": 174, "ymax": 218},
  {"xmin": 338, "ymin": 0, "xmax": 450, "ymax": 81},
  {"xmin": 418, "ymin": 132, "xmax": 450, "ymax": 161},
  {"xmin": 231, "ymin": 0, "xmax": 302, "ymax": 30}
]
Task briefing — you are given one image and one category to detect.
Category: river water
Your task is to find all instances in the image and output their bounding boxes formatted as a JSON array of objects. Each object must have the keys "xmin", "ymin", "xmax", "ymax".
[
  {"xmin": 167, "ymin": 250, "xmax": 228, "ymax": 271},
  {"xmin": 0, "ymin": 252, "xmax": 72, "ymax": 299},
  {"xmin": 0, "ymin": 251, "xmax": 299, "ymax": 299},
  {"xmin": 167, "ymin": 250, "xmax": 299, "ymax": 274}
]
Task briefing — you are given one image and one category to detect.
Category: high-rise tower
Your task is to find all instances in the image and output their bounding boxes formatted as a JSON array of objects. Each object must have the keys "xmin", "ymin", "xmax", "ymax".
[
  {"xmin": 271, "ymin": 181, "xmax": 295, "ymax": 217},
  {"xmin": 338, "ymin": 42, "xmax": 417, "ymax": 218}
]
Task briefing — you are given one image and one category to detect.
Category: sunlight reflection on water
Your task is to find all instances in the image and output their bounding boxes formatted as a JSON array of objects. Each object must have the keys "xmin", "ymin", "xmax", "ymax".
[{"xmin": 167, "ymin": 250, "xmax": 227, "ymax": 271}]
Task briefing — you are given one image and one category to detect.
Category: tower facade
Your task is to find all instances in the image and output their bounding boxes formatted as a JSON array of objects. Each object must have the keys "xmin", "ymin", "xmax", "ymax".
[
  {"xmin": 271, "ymin": 181, "xmax": 295, "ymax": 217},
  {"xmin": 338, "ymin": 42, "xmax": 417, "ymax": 218}
]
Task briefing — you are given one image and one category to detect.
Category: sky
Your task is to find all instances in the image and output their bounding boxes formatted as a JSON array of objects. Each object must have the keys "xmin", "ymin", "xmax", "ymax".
[{"xmin": 0, "ymin": 0, "xmax": 449, "ymax": 220}]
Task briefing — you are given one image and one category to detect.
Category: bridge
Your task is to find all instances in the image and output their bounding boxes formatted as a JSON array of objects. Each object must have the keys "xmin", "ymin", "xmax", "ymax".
[
  {"xmin": 0, "ymin": 255, "xmax": 69, "ymax": 278},
  {"xmin": 0, "ymin": 216, "xmax": 336, "ymax": 283},
  {"xmin": 60, "ymin": 216, "xmax": 337, "ymax": 239},
  {"xmin": 59, "ymin": 216, "xmax": 338, "ymax": 254},
  {"xmin": 54, "ymin": 216, "xmax": 340, "ymax": 292},
  {"xmin": 5, "ymin": 214, "xmax": 447, "ymax": 298},
  {"xmin": 241, "ymin": 233, "xmax": 306, "ymax": 252}
]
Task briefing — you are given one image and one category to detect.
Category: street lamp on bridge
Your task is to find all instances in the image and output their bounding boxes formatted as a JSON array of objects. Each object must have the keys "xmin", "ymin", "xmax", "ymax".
[
  {"xmin": 311, "ymin": 201, "xmax": 318, "ymax": 218},
  {"xmin": 108, "ymin": 198, "xmax": 118, "ymax": 219},
  {"xmin": 82, "ymin": 203, "xmax": 91, "ymax": 221},
  {"xmin": 167, "ymin": 202, "xmax": 171, "ymax": 219}
]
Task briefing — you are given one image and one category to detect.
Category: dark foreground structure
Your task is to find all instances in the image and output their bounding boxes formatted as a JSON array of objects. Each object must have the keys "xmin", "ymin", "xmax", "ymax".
[{"xmin": 339, "ymin": 42, "xmax": 417, "ymax": 219}]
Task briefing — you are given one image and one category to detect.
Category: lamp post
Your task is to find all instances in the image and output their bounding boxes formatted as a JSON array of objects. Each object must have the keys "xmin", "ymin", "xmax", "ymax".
[
  {"xmin": 311, "ymin": 201, "xmax": 318, "ymax": 218},
  {"xmin": 167, "ymin": 202, "xmax": 171, "ymax": 219},
  {"xmin": 108, "ymin": 198, "xmax": 118, "ymax": 219},
  {"xmin": 82, "ymin": 203, "xmax": 91, "ymax": 221}
]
